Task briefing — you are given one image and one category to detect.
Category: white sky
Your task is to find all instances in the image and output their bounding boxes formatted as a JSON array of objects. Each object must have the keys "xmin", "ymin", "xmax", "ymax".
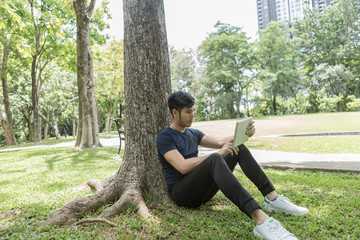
[{"xmin": 101, "ymin": 0, "xmax": 259, "ymax": 50}]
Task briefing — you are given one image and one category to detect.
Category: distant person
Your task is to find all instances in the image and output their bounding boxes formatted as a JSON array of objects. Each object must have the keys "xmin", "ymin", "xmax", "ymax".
[{"xmin": 157, "ymin": 91, "xmax": 309, "ymax": 240}]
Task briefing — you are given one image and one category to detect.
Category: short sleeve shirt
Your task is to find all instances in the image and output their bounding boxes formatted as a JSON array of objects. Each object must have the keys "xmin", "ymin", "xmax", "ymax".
[{"xmin": 157, "ymin": 127, "xmax": 205, "ymax": 193}]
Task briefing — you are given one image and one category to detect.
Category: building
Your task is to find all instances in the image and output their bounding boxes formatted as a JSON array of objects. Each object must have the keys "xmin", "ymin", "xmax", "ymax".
[{"xmin": 256, "ymin": 0, "xmax": 332, "ymax": 30}]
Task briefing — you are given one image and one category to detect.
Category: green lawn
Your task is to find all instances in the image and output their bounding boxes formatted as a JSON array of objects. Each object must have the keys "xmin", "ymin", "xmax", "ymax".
[
  {"xmin": 247, "ymin": 136, "xmax": 360, "ymax": 153},
  {"xmin": 247, "ymin": 112, "xmax": 360, "ymax": 153},
  {"xmin": 1, "ymin": 147, "xmax": 359, "ymax": 239},
  {"xmin": 254, "ymin": 112, "xmax": 360, "ymax": 134}
]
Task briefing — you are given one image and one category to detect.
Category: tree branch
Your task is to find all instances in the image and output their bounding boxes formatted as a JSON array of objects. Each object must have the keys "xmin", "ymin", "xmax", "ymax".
[
  {"xmin": 87, "ymin": 0, "xmax": 96, "ymax": 16},
  {"xmin": 56, "ymin": 97, "xmax": 79, "ymax": 115}
]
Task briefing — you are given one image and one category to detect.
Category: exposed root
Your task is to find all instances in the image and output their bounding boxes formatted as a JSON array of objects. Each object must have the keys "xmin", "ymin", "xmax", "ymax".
[
  {"xmin": 138, "ymin": 198, "xmax": 150, "ymax": 220},
  {"xmin": 101, "ymin": 175, "xmax": 116, "ymax": 188},
  {"xmin": 74, "ymin": 218, "xmax": 117, "ymax": 227},
  {"xmin": 87, "ymin": 175, "xmax": 116, "ymax": 193},
  {"xmin": 44, "ymin": 182, "xmax": 118, "ymax": 226},
  {"xmin": 99, "ymin": 189, "xmax": 139, "ymax": 219},
  {"xmin": 87, "ymin": 179, "xmax": 103, "ymax": 192}
]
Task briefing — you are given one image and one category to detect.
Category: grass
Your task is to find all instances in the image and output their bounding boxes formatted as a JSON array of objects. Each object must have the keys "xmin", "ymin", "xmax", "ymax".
[
  {"xmin": 246, "ymin": 112, "xmax": 360, "ymax": 153},
  {"xmin": 1, "ymin": 147, "xmax": 360, "ymax": 239},
  {"xmin": 247, "ymin": 136, "xmax": 360, "ymax": 153},
  {"xmin": 254, "ymin": 112, "xmax": 360, "ymax": 134},
  {"xmin": 0, "ymin": 137, "xmax": 76, "ymax": 150}
]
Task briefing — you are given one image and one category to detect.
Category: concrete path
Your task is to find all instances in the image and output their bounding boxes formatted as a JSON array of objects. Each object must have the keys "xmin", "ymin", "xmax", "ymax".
[
  {"xmin": 1, "ymin": 136, "xmax": 360, "ymax": 173},
  {"xmin": 198, "ymin": 147, "xmax": 360, "ymax": 173}
]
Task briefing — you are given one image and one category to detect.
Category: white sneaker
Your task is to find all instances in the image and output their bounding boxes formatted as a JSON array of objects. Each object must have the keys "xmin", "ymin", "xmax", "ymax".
[
  {"xmin": 263, "ymin": 195, "xmax": 309, "ymax": 216},
  {"xmin": 253, "ymin": 217, "xmax": 298, "ymax": 240}
]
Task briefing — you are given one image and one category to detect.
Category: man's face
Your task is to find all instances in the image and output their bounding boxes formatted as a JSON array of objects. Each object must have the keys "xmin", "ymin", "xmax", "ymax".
[{"xmin": 177, "ymin": 106, "xmax": 195, "ymax": 127}]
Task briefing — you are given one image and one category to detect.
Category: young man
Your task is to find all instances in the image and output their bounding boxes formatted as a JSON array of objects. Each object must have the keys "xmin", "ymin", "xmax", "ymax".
[{"xmin": 157, "ymin": 91, "xmax": 309, "ymax": 240}]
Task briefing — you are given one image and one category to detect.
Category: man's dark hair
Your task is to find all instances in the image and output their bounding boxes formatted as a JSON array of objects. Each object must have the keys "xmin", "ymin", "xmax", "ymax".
[{"xmin": 168, "ymin": 91, "xmax": 195, "ymax": 117}]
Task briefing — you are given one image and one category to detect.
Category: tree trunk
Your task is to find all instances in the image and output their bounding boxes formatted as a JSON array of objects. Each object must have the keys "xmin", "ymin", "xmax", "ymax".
[
  {"xmin": 44, "ymin": 109, "xmax": 49, "ymax": 140},
  {"xmin": 0, "ymin": 110, "xmax": 11, "ymax": 145},
  {"xmin": 26, "ymin": 107, "xmax": 33, "ymax": 142},
  {"xmin": 105, "ymin": 100, "xmax": 112, "ymax": 133},
  {"xmin": 272, "ymin": 95, "xmax": 277, "ymax": 115},
  {"xmin": 45, "ymin": 0, "xmax": 171, "ymax": 226},
  {"xmin": 73, "ymin": 99, "xmax": 76, "ymax": 137},
  {"xmin": 31, "ymin": 57, "xmax": 41, "ymax": 143},
  {"xmin": 38, "ymin": 111, "xmax": 61, "ymax": 139},
  {"xmin": 74, "ymin": 0, "xmax": 101, "ymax": 148},
  {"xmin": 1, "ymin": 44, "xmax": 17, "ymax": 146},
  {"xmin": 236, "ymin": 103, "xmax": 241, "ymax": 118},
  {"xmin": 52, "ymin": 109, "xmax": 61, "ymax": 139}
]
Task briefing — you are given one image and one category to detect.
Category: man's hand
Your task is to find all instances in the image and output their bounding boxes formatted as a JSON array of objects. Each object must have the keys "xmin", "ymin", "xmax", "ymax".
[
  {"xmin": 218, "ymin": 138, "xmax": 239, "ymax": 157},
  {"xmin": 246, "ymin": 121, "xmax": 256, "ymax": 138}
]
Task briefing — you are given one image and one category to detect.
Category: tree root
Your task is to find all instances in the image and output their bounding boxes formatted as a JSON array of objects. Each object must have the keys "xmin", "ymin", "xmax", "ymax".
[
  {"xmin": 138, "ymin": 198, "xmax": 150, "ymax": 220},
  {"xmin": 44, "ymin": 181, "xmax": 118, "ymax": 226},
  {"xmin": 74, "ymin": 218, "xmax": 117, "ymax": 227},
  {"xmin": 87, "ymin": 175, "xmax": 116, "ymax": 193},
  {"xmin": 45, "ymin": 168, "xmax": 166, "ymax": 227},
  {"xmin": 99, "ymin": 189, "xmax": 139, "ymax": 219},
  {"xmin": 86, "ymin": 179, "xmax": 103, "ymax": 192}
]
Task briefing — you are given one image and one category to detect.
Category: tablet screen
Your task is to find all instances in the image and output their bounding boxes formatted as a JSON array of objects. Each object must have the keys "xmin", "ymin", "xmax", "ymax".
[{"xmin": 233, "ymin": 117, "xmax": 253, "ymax": 148}]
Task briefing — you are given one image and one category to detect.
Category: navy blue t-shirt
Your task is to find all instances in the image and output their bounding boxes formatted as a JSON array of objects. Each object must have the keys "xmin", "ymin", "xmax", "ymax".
[{"xmin": 157, "ymin": 127, "xmax": 205, "ymax": 193}]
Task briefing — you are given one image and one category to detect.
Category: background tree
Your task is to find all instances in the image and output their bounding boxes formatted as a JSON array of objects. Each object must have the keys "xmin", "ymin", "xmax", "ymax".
[
  {"xmin": 293, "ymin": 0, "xmax": 360, "ymax": 111},
  {"xmin": 74, "ymin": 0, "xmax": 102, "ymax": 148},
  {"xmin": 257, "ymin": 21, "xmax": 302, "ymax": 115},
  {"xmin": 23, "ymin": 0, "xmax": 71, "ymax": 142},
  {"xmin": 312, "ymin": 63, "xmax": 353, "ymax": 112},
  {"xmin": 0, "ymin": 0, "xmax": 24, "ymax": 145},
  {"xmin": 169, "ymin": 46, "xmax": 196, "ymax": 92},
  {"xmin": 39, "ymin": 65, "xmax": 77, "ymax": 139},
  {"xmin": 94, "ymin": 39, "xmax": 124, "ymax": 133},
  {"xmin": 45, "ymin": 0, "xmax": 171, "ymax": 225},
  {"xmin": 199, "ymin": 21, "xmax": 255, "ymax": 118}
]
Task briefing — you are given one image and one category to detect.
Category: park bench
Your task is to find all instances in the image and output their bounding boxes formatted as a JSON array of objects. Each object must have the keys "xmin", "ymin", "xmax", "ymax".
[{"xmin": 114, "ymin": 118, "xmax": 125, "ymax": 155}]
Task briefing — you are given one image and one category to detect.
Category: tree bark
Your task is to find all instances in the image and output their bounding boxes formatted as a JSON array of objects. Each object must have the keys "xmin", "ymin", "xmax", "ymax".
[
  {"xmin": 74, "ymin": 0, "xmax": 102, "ymax": 148},
  {"xmin": 0, "ymin": 110, "xmax": 11, "ymax": 145},
  {"xmin": 1, "ymin": 44, "xmax": 17, "ymax": 146},
  {"xmin": 44, "ymin": 109, "xmax": 49, "ymax": 140},
  {"xmin": 26, "ymin": 107, "xmax": 33, "ymax": 142},
  {"xmin": 73, "ymin": 99, "xmax": 76, "ymax": 137},
  {"xmin": 31, "ymin": 55, "xmax": 41, "ymax": 142},
  {"xmin": 105, "ymin": 100, "xmax": 112, "ymax": 133},
  {"xmin": 45, "ymin": 0, "xmax": 171, "ymax": 226}
]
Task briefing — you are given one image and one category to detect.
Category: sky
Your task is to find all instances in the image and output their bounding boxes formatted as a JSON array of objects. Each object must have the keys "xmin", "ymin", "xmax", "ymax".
[{"xmin": 101, "ymin": 0, "xmax": 259, "ymax": 50}]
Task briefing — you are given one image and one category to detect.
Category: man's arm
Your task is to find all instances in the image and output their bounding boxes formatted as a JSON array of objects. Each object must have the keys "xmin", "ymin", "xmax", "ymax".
[
  {"xmin": 163, "ymin": 150, "xmax": 209, "ymax": 174},
  {"xmin": 200, "ymin": 121, "xmax": 256, "ymax": 149},
  {"xmin": 163, "ymin": 142, "xmax": 238, "ymax": 174}
]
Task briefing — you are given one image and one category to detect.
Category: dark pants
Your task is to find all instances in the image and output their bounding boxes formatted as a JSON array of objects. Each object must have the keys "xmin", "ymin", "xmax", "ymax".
[{"xmin": 170, "ymin": 144, "xmax": 275, "ymax": 218}]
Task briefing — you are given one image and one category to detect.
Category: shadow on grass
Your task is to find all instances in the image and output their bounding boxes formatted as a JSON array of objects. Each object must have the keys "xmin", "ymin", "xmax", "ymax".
[{"xmin": 18, "ymin": 147, "xmax": 118, "ymax": 171}]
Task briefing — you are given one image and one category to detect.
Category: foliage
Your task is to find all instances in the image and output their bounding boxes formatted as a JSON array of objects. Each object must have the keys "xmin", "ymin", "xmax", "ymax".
[
  {"xmin": 311, "ymin": 63, "xmax": 353, "ymax": 97},
  {"xmin": 256, "ymin": 21, "xmax": 303, "ymax": 115},
  {"xmin": 93, "ymin": 39, "xmax": 124, "ymax": 132},
  {"xmin": 169, "ymin": 46, "xmax": 196, "ymax": 92},
  {"xmin": 198, "ymin": 21, "xmax": 256, "ymax": 118},
  {"xmin": 0, "ymin": 147, "xmax": 359, "ymax": 239},
  {"xmin": 0, "ymin": 0, "xmax": 112, "ymax": 146},
  {"xmin": 346, "ymin": 95, "xmax": 360, "ymax": 112}
]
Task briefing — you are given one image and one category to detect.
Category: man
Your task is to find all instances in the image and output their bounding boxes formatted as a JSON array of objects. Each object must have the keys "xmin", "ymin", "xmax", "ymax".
[{"xmin": 157, "ymin": 91, "xmax": 309, "ymax": 240}]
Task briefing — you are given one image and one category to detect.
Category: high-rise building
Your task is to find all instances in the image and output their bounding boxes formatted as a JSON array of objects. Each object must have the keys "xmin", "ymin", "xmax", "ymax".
[{"xmin": 256, "ymin": 0, "xmax": 332, "ymax": 30}]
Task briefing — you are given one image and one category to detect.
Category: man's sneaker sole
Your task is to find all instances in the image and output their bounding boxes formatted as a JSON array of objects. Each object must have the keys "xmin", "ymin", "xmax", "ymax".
[
  {"xmin": 264, "ymin": 204, "xmax": 309, "ymax": 216},
  {"xmin": 253, "ymin": 229, "xmax": 266, "ymax": 239}
]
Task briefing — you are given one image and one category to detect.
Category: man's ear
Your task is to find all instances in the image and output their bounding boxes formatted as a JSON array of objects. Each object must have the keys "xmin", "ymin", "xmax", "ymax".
[{"xmin": 171, "ymin": 109, "xmax": 178, "ymax": 118}]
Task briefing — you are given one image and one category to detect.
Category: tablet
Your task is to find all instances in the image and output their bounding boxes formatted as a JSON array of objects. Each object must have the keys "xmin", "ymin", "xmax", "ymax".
[{"xmin": 232, "ymin": 117, "xmax": 253, "ymax": 148}]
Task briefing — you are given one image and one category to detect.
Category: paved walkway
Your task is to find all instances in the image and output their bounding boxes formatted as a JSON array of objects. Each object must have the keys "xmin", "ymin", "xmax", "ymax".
[
  {"xmin": 1, "ymin": 136, "xmax": 360, "ymax": 172},
  {"xmin": 198, "ymin": 147, "xmax": 360, "ymax": 173}
]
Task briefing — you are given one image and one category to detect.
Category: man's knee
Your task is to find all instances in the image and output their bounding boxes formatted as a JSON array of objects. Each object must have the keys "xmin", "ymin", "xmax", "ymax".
[{"xmin": 204, "ymin": 153, "xmax": 226, "ymax": 168}]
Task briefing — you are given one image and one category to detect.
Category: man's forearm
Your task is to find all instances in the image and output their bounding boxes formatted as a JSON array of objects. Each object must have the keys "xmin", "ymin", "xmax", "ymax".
[{"xmin": 219, "ymin": 136, "xmax": 233, "ymax": 147}]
